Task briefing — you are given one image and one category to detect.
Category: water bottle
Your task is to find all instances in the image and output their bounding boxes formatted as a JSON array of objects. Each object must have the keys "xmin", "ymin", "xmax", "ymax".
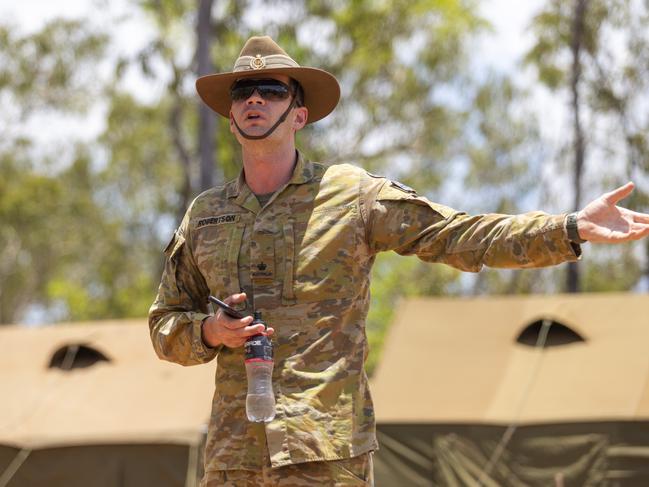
[{"xmin": 244, "ymin": 312, "xmax": 275, "ymax": 422}]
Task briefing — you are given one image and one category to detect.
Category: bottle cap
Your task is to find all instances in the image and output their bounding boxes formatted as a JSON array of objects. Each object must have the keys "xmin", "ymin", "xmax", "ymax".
[{"xmin": 252, "ymin": 311, "xmax": 267, "ymax": 330}]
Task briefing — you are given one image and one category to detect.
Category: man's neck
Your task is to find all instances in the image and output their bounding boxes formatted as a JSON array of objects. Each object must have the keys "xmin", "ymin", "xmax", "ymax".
[{"xmin": 241, "ymin": 142, "xmax": 297, "ymax": 195}]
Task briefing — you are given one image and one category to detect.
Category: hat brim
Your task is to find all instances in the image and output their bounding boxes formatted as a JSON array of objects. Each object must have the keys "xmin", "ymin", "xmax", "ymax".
[{"xmin": 195, "ymin": 67, "xmax": 340, "ymax": 124}]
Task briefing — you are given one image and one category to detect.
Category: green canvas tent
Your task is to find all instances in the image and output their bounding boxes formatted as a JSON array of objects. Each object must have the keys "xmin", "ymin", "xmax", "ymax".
[
  {"xmin": 0, "ymin": 320, "xmax": 215, "ymax": 487},
  {"xmin": 370, "ymin": 293, "xmax": 649, "ymax": 486}
]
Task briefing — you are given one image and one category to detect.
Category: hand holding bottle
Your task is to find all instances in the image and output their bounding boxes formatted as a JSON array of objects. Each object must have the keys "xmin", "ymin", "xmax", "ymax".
[{"xmin": 201, "ymin": 293, "xmax": 274, "ymax": 348}]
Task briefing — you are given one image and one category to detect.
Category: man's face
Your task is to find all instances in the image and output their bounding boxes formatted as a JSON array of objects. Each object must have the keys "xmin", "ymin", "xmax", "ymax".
[{"xmin": 228, "ymin": 74, "xmax": 307, "ymax": 142}]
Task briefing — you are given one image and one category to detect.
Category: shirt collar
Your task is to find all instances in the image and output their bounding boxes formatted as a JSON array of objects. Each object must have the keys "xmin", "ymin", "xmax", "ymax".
[
  {"xmin": 226, "ymin": 150, "xmax": 314, "ymax": 201},
  {"xmin": 286, "ymin": 150, "xmax": 314, "ymax": 186}
]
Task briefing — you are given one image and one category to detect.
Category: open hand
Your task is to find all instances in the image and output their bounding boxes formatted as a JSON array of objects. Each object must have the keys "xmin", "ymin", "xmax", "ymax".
[{"xmin": 578, "ymin": 182, "xmax": 649, "ymax": 243}]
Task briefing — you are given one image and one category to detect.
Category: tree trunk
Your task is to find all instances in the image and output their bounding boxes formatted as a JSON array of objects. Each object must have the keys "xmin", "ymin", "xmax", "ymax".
[
  {"xmin": 170, "ymin": 88, "xmax": 193, "ymax": 224},
  {"xmin": 197, "ymin": 0, "xmax": 216, "ymax": 191},
  {"xmin": 566, "ymin": 0, "xmax": 588, "ymax": 293}
]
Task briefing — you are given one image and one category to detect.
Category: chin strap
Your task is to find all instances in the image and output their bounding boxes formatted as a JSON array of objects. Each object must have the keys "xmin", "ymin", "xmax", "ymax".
[{"xmin": 232, "ymin": 96, "xmax": 298, "ymax": 140}]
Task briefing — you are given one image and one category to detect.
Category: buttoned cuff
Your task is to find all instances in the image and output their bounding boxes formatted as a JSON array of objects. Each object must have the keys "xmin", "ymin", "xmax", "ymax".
[
  {"xmin": 568, "ymin": 241, "xmax": 582, "ymax": 258},
  {"xmin": 193, "ymin": 313, "xmax": 221, "ymax": 361},
  {"xmin": 554, "ymin": 214, "xmax": 582, "ymax": 260}
]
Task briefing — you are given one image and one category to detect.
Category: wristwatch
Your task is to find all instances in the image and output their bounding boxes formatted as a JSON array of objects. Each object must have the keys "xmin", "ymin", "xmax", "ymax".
[{"xmin": 566, "ymin": 212, "xmax": 587, "ymax": 244}]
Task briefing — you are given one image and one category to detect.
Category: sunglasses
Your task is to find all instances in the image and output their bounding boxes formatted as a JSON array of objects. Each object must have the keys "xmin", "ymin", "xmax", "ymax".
[{"xmin": 229, "ymin": 79, "xmax": 292, "ymax": 102}]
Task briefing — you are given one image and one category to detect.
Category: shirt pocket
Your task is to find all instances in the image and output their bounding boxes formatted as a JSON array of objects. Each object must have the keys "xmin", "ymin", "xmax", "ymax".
[
  {"xmin": 282, "ymin": 204, "xmax": 360, "ymax": 304},
  {"xmin": 193, "ymin": 220, "xmax": 246, "ymax": 300}
]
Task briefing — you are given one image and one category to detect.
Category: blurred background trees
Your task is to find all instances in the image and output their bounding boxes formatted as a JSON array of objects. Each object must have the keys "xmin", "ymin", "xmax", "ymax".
[
  {"xmin": 525, "ymin": 0, "xmax": 649, "ymax": 293},
  {"xmin": 1, "ymin": 0, "xmax": 648, "ymax": 374}
]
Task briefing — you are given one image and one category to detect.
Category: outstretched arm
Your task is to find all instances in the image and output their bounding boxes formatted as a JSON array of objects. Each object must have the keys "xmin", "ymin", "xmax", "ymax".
[
  {"xmin": 364, "ymin": 175, "xmax": 580, "ymax": 271},
  {"xmin": 577, "ymin": 182, "xmax": 649, "ymax": 243}
]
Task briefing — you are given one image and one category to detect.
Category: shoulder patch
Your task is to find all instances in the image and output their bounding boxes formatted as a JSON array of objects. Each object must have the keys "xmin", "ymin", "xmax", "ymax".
[{"xmin": 390, "ymin": 180, "xmax": 417, "ymax": 194}]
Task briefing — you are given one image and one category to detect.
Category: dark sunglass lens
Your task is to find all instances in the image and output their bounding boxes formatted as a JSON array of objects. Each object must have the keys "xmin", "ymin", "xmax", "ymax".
[
  {"xmin": 230, "ymin": 79, "xmax": 290, "ymax": 101},
  {"xmin": 230, "ymin": 86, "xmax": 255, "ymax": 101},
  {"xmin": 257, "ymin": 85, "xmax": 290, "ymax": 100}
]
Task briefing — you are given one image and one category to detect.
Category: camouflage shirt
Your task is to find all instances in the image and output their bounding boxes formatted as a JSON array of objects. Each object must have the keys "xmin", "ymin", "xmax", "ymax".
[{"xmin": 148, "ymin": 152, "xmax": 580, "ymax": 472}]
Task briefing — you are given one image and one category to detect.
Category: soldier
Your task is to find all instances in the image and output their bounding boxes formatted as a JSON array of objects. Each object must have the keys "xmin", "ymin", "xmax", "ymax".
[{"xmin": 149, "ymin": 36, "xmax": 649, "ymax": 486}]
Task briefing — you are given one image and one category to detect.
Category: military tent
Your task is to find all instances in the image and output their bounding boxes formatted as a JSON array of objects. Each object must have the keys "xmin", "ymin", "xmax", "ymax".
[
  {"xmin": 370, "ymin": 293, "xmax": 649, "ymax": 486},
  {"xmin": 0, "ymin": 320, "xmax": 215, "ymax": 487}
]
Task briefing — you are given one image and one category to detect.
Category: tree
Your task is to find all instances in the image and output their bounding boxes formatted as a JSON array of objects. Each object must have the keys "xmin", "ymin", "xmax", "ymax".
[
  {"xmin": 0, "ymin": 20, "xmax": 108, "ymax": 324},
  {"xmin": 526, "ymin": 0, "xmax": 649, "ymax": 292},
  {"xmin": 132, "ymin": 0, "xmax": 251, "ymax": 219},
  {"xmin": 460, "ymin": 75, "xmax": 554, "ymax": 296},
  {"xmin": 197, "ymin": 0, "xmax": 217, "ymax": 191}
]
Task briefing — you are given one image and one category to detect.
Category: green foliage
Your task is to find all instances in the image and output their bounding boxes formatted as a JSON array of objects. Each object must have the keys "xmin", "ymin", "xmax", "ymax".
[
  {"xmin": 454, "ymin": 74, "xmax": 551, "ymax": 295},
  {"xmin": 48, "ymin": 150, "xmax": 161, "ymax": 322},
  {"xmin": 465, "ymin": 76, "xmax": 542, "ymax": 200},
  {"xmin": 0, "ymin": 18, "xmax": 111, "ymax": 324},
  {"xmin": 0, "ymin": 143, "xmax": 157, "ymax": 323},
  {"xmin": 0, "ymin": 147, "xmax": 61, "ymax": 323},
  {"xmin": 525, "ymin": 0, "xmax": 649, "ymax": 291},
  {"xmin": 0, "ymin": 19, "xmax": 107, "ymax": 116},
  {"xmin": 582, "ymin": 246, "xmax": 644, "ymax": 292},
  {"xmin": 99, "ymin": 92, "xmax": 182, "ymax": 216},
  {"xmin": 295, "ymin": 0, "xmax": 486, "ymax": 184}
]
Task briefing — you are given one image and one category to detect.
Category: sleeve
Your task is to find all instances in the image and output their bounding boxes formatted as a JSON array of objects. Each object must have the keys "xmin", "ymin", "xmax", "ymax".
[
  {"xmin": 148, "ymin": 209, "xmax": 220, "ymax": 366},
  {"xmin": 362, "ymin": 176, "xmax": 581, "ymax": 272}
]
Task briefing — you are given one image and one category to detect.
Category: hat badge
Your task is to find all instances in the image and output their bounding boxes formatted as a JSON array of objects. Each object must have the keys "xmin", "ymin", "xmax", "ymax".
[{"xmin": 250, "ymin": 54, "xmax": 266, "ymax": 70}]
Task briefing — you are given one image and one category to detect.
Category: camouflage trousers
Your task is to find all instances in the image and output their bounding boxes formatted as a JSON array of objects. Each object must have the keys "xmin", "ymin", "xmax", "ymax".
[{"xmin": 200, "ymin": 452, "xmax": 374, "ymax": 486}]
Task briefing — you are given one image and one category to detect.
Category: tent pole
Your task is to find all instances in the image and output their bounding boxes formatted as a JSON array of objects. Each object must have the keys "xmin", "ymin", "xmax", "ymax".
[
  {"xmin": 0, "ymin": 448, "xmax": 31, "ymax": 487},
  {"xmin": 477, "ymin": 318, "xmax": 553, "ymax": 485},
  {"xmin": 185, "ymin": 441, "xmax": 200, "ymax": 487}
]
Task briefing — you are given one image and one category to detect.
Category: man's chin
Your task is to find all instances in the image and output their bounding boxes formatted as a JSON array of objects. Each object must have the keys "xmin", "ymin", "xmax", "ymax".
[
  {"xmin": 245, "ymin": 124, "xmax": 267, "ymax": 132},
  {"xmin": 236, "ymin": 130, "xmax": 274, "ymax": 144},
  {"xmin": 240, "ymin": 126, "xmax": 273, "ymax": 140}
]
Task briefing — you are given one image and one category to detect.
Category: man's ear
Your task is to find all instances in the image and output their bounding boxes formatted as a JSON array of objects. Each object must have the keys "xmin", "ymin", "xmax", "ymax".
[{"xmin": 293, "ymin": 106, "xmax": 308, "ymax": 131}]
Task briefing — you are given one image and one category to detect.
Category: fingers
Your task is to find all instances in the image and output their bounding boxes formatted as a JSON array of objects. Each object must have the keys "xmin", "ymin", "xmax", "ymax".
[
  {"xmin": 628, "ymin": 224, "xmax": 649, "ymax": 240},
  {"xmin": 217, "ymin": 317, "xmax": 254, "ymax": 348},
  {"xmin": 610, "ymin": 228, "xmax": 649, "ymax": 242},
  {"xmin": 224, "ymin": 292, "xmax": 247, "ymax": 305},
  {"xmin": 628, "ymin": 209, "xmax": 649, "ymax": 224},
  {"xmin": 215, "ymin": 314, "xmax": 274, "ymax": 348},
  {"xmin": 603, "ymin": 182, "xmax": 634, "ymax": 205},
  {"xmin": 219, "ymin": 324, "xmax": 273, "ymax": 348},
  {"xmin": 209, "ymin": 293, "xmax": 276, "ymax": 348},
  {"xmin": 244, "ymin": 323, "xmax": 273, "ymax": 335},
  {"xmin": 220, "ymin": 314, "xmax": 253, "ymax": 330},
  {"xmin": 589, "ymin": 221, "xmax": 649, "ymax": 243}
]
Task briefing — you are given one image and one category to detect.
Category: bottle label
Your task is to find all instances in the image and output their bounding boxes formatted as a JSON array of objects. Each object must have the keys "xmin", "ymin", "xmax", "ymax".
[{"xmin": 245, "ymin": 334, "xmax": 273, "ymax": 361}]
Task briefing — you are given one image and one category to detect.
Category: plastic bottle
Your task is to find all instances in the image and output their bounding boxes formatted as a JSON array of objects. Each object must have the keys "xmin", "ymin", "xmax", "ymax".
[{"xmin": 244, "ymin": 311, "xmax": 275, "ymax": 422}]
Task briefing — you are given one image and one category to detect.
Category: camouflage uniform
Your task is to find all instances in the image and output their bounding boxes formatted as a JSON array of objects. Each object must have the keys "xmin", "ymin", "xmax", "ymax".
[
  {"xmin": 202, "ymin": 451, "xmax": 373, "ymax": 486},
  {"xmin": 149, "ymin": 152, "xmax": 580, "ymax": 481}
]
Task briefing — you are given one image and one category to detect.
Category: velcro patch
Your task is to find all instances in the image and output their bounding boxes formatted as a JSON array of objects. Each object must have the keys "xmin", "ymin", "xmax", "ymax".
[
  {"xmin": 197, "ymin": 214, "xmax": 240, "ymax": 228},
  {"xmin": 390, "ymin": 180, "xmax": 416, "ymax": 194}
]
